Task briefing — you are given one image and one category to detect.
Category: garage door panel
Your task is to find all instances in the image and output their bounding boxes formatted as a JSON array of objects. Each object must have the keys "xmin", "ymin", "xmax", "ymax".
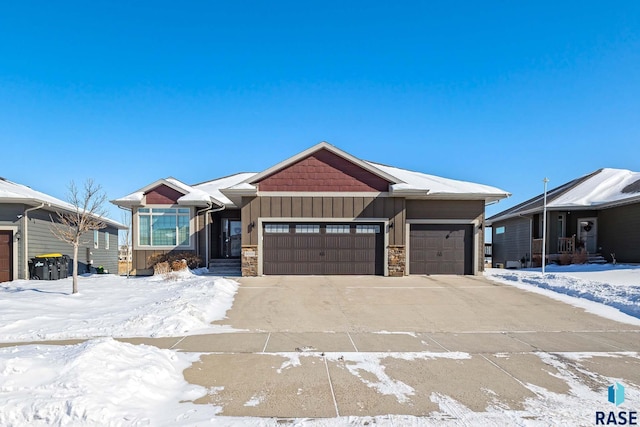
[
  {"xmin": 263, "ymin": 223, "xmax": 383, "ymax": 275},
  {"xmin": 410, "ymin": 224, "xmax": 473, "ymax": 275}
]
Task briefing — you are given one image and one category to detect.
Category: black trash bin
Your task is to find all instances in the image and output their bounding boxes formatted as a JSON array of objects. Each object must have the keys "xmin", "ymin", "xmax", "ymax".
[
  {"xmin": 60, "ymin": 255, "xmax": 69, "ymax": 279},
  {"xmin": 31, "ymin": 257, "xmax": 51, "ymax": 280},
  {"xmin": 49, "ymin": 258, "xmax": 60, "ymax": 280}
]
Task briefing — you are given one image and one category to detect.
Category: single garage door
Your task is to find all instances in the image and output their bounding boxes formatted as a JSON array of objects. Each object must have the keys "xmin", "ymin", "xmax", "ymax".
[
  {"xmin": 0, "ymin": 231, "xmax": 13, "ymax": 283},
  {"xmin": 410, "ymin": 224, "xmax": 473, "ymax": 275},
  {"xmin": 263, "ymin": 223, "xmax": 384, "ymax": 275}
]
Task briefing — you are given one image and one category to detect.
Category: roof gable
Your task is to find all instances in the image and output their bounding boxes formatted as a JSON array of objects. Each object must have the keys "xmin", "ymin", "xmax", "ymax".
[
  {"xmin": 144, "ymin": 184, "xmax": 184, "ymax": 204},
  {"xmin": 248, "ymin": 142, "xmax": 401, "ymax": 189},
  {"xmin": 255, "ymin": 148, "xmax": 391, "ymax": 192}
]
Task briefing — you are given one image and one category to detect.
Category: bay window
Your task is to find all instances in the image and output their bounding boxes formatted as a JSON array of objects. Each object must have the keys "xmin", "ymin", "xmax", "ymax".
[{"xmin": 137, "ymin": 207, "xmax": 191, "ymax": 247}]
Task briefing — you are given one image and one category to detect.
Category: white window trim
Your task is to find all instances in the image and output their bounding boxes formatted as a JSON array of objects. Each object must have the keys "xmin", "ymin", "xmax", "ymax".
[
  {"xmin": 104, "ymin": 231, "xmax": 110, "ymax": 250},
  {"xmin": 94, "ymin": 230, "xmax": 99, "ymax": 249},
  {"xmin": 133, "ymin": 205, "xmax": 195, "ymax": 250}
]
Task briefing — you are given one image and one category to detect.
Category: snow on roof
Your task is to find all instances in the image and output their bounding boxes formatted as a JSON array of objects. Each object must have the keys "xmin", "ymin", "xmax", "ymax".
[
  {"xmin": 367, "ymin": 161, "xmax": 510, "ymax": 199},
  {"xmin": 488, "ymin": 168, "xmax": 640, "ymax": 224},
  {"xmin": 0, "ymin": 177, "xmax": 125, "ymax": 229},
  {"xmin": 192, "ymin": 173, "xmax": 257, "ymax": 206},
  {"xmin": 548, "ymin": 168, "xmax": 640, "ymax": 207}
]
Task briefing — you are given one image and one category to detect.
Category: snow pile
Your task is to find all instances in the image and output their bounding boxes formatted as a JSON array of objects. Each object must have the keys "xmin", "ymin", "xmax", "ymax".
[
  {"xmin": 0, "ymin": 338, "xmax": 220, "ymax": 427},
  {"xmin": 485, "ymin": 264, "xmax": 640, "ymax": 324},
  {"xmin": 0, "ymin": 271, "xmax": 240, "ymax": 342}
]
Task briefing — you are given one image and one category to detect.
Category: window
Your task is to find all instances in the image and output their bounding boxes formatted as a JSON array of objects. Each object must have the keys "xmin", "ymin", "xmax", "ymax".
[
  {"xmin": 295, "ymin": 224, "xmax": 320, "ymax": 233},
  {"xmin": 496, "ymin": 226, "xmax": 505, "ymax": 234},
  {"xmin": 94, "ymin": 230, "xmax": 99, "ymax": 248},
  {"xmin": 138, "ymin": 207, "xmax": 191, "ymax": 247},
  {"xmin": 356, "ymin": 225, "xmax": 380, "ymax": 234},
  {"xmin": 326, "ymin": 225, "xmax": 350, "ymax": 234},
  {"xmin": 557, "ymin": 214, "xmax": 565, "ymax": 238},
  {"xmin": 104, "ymin": 231, "xmax": 109, "ymax": 250},
  {"xmin": 265, "ymin": 224, "xmax": 289, "ymax": 233}
]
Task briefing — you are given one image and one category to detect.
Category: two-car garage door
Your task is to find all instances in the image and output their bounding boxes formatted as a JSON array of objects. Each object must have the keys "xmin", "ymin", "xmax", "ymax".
[
  {"xmin": 409, "ymin": 224, "xmax": 473, "ymax": 275},
  {"xmin": 263, "ymin": 223, "xmax": 384, "ymax": 275},
  {"xmin": 262, "ymin": 222, "xmax": 473, "ymax": 275}
]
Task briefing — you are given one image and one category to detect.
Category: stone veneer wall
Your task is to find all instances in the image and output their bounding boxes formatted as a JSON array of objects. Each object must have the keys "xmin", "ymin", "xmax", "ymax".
[
  {"xmin": 388, "ymin": 245, "xmax": 406, "ymax": 277},
  {"xmin": 241, "ymin": 245, "xmax": 258, "ymax": 276}
]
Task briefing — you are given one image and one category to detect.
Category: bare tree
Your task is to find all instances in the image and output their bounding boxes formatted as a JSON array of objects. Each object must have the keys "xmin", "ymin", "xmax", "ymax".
[
  {"xmin": 119, "ymin": 210, "xmax": 132, "ymax": 278},
  {"xmin": 50, "ymin": 179, "xmax": 108, "ymax": 294}
]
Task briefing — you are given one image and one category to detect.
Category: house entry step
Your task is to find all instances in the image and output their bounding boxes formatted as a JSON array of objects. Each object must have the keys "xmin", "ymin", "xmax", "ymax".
[{"xmin": 208, "ymin": 258, "xmax": 242, "ymax": 276}]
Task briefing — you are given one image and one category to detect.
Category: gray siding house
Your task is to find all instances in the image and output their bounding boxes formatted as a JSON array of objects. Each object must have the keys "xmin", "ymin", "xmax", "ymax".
[
  {"xmin": 113, "ymin": 142, "xmax": 510, "ymax": 277},
  {"xmin": 0, "ymin": 178, "xmax": 125, "ymax": 282},
  {"xmin": 487, "ymin": 168, "xmax": 640, "ymax": 267}
]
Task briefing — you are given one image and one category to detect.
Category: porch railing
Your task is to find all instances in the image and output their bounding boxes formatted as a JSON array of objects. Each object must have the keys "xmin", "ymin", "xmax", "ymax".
[
  {"xmin": 558, "ymin": 236, "xmax": 575, "ymax": 254},
  {"xmin": 532, "ymin": 236, "xmax": 576, "ymax": 255},
  {"xmin": 533, "ymin": 239, "xmax": 542, "ymax": 254}
]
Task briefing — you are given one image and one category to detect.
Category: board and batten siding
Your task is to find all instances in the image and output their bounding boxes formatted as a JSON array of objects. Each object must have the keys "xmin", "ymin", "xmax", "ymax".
[
  {"xmin": 26, "ymin": 209, "xmax": 119, "ymax": 276},
  {"xmin": 598, "ymin": 203, "xmax": 640, "ymax": 263},
  {"xmin": 492, "ymin": 217, "xmax": 531, "ymax": 267},
  {"xmin": 241, "ymin": 196, "xmax": 405, "ymax": 246}
]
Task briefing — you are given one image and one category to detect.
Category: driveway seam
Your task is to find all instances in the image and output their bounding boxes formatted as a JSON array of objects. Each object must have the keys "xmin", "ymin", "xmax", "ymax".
[
  {"xmin": 323, "ymin": 356, "xmax": 340, "ymax": 417},
  {"xmin": 262, "ymin": 333, "xmax": 271, "ymax": 353},
  {"xmin": 479, "ymin": 354, "xmax": 543, "ymax": 399},
  {"xmin": 347, "ymin": 332, "xmax": 359, "ymax": 352}
]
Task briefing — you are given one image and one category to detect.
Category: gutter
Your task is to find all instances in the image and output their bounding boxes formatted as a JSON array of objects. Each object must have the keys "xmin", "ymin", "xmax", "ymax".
[{"xmin": 22, "ymin": 202, "xmax": 47, "ymax": 279}]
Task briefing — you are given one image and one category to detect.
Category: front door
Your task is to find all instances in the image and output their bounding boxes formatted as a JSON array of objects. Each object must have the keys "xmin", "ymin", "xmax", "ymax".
[
  {"xmin": 222, "ymin": 219, "xmax": 242, "ymax": 258},
  {"xmin": 577, "ymin": 217, "xmax": 598, "ymax": 253}
]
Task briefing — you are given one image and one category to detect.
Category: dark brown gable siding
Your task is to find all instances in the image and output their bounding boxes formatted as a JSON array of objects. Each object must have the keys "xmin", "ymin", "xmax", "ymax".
[
  {"xmin": 256, "ymin": 149, "xmax": 390, "ymax": 192},
  {"xmin": 145, "ymin": 185, "xmax": 183, "ymax": 204}
]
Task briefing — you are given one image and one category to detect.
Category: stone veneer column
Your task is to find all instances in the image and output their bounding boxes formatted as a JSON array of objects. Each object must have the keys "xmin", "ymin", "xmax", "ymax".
[
  {"xmin": 241, "ymin": 245, "xmax": 259, "ymax": 276},
  {"xmin": 388, "ymin": 245, "xmax": 406, "ymax": 277}
]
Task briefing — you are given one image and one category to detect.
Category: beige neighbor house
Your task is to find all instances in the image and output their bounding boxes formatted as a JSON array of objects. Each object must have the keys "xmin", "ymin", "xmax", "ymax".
[
  {"xmin": 112, "ymin": 142, "xmax": 510, "ymax": 276},
  {"xmin": 487, "ymin": 168, "xmax": 640, "ymax": 268}
]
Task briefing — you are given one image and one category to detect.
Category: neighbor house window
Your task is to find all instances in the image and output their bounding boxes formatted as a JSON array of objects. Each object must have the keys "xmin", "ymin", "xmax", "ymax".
[
  {"xmin": 496, "ymin": 226, "xmax": 505, "ymax": 234},
  {"xmin": 94, "ymin": 230, "xmax": 99, "ymax": 248},
  {"xmin": 356, "ymin": 225, "xmax": 380, "ymax": 233},
  {"xmin": 104, "ymin": 231, "xmax": 109, "ymax": 250},
  {"xmin": 326, "ymin": 225, "xmax": 350, "ymax": 234},
  {"xmin": 138, "ymin": 207, "xmax": 191, "ymax": 247}
]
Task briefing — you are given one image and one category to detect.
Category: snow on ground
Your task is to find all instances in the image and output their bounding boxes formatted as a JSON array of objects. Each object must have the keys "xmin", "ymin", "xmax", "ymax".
[
  {"xmin": 0, "ymin": 269, "xmax": 239, "ymax": 342},
  {"xmin": 485, "ymin": 264, "xmax": 640, "ymax": 325}
]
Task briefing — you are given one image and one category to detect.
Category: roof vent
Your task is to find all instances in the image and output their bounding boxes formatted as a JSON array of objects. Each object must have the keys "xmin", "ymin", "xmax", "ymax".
[{"xmin": 621, "ymin": 178, "xmax": 640, "ymax": 194}]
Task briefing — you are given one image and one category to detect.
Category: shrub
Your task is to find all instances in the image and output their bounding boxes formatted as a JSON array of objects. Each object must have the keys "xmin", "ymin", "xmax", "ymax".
[
  {"xmin": 572, "ymin": 250, "xmax": 588, "ymax": 264},
  {"xmin": 171, "ymin": 259, "xmax": 188, "ymax": 271},
  {"xmin": 558, "ymin": 253, "xmax": 572, "ymax": 265},
  {"xmin": 148, "ymin": 252, "xmax": 202, "ymax": 271},
  {"xmin": 153, "ymin": 261, "xmax": 171, "ymax": 275}
]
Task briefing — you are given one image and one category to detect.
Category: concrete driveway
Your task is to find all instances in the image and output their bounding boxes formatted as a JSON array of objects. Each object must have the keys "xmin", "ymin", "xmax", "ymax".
[{"xmin": 177, "ymin": 275, "xmax": 640, "ymax": 420}]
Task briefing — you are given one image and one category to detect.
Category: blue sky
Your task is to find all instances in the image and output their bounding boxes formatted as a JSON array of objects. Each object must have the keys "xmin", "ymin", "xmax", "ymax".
[{"xmin": 2, "ymin": 1, "xmax": 639, "ymax": 227}]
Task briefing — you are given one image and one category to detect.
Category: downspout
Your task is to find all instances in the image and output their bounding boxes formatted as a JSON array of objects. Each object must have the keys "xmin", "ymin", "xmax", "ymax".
[
  {"xmin": 23, "ymin": 202, "xmax": 47, "ymax": 279},
  {"xmin": 196, "ymin": 202, "xmax": 226, "ymax": 270}
]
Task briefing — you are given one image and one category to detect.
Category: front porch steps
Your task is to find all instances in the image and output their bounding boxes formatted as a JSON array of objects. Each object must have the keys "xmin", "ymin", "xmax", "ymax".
[
  {"xmin": 208, "ymin": 258, "xmax": 242, "ymax": 277},
  {"xmin": 587, "ymin": 254, "xmax": 608, "ymax": 264}
]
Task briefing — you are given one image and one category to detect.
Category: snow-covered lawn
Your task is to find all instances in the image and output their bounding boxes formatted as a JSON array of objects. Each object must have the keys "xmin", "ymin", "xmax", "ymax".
[
  {"xmin": 1, "ymin": 266, "xmax": 639, "ymax": 426},
  {"xmin": 485, "ymin": 264, "xmax": 640, "ymax": 325},
  {"xmin": 0, "ymin": 270, "xmax": 239, "ymax": 342}
]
